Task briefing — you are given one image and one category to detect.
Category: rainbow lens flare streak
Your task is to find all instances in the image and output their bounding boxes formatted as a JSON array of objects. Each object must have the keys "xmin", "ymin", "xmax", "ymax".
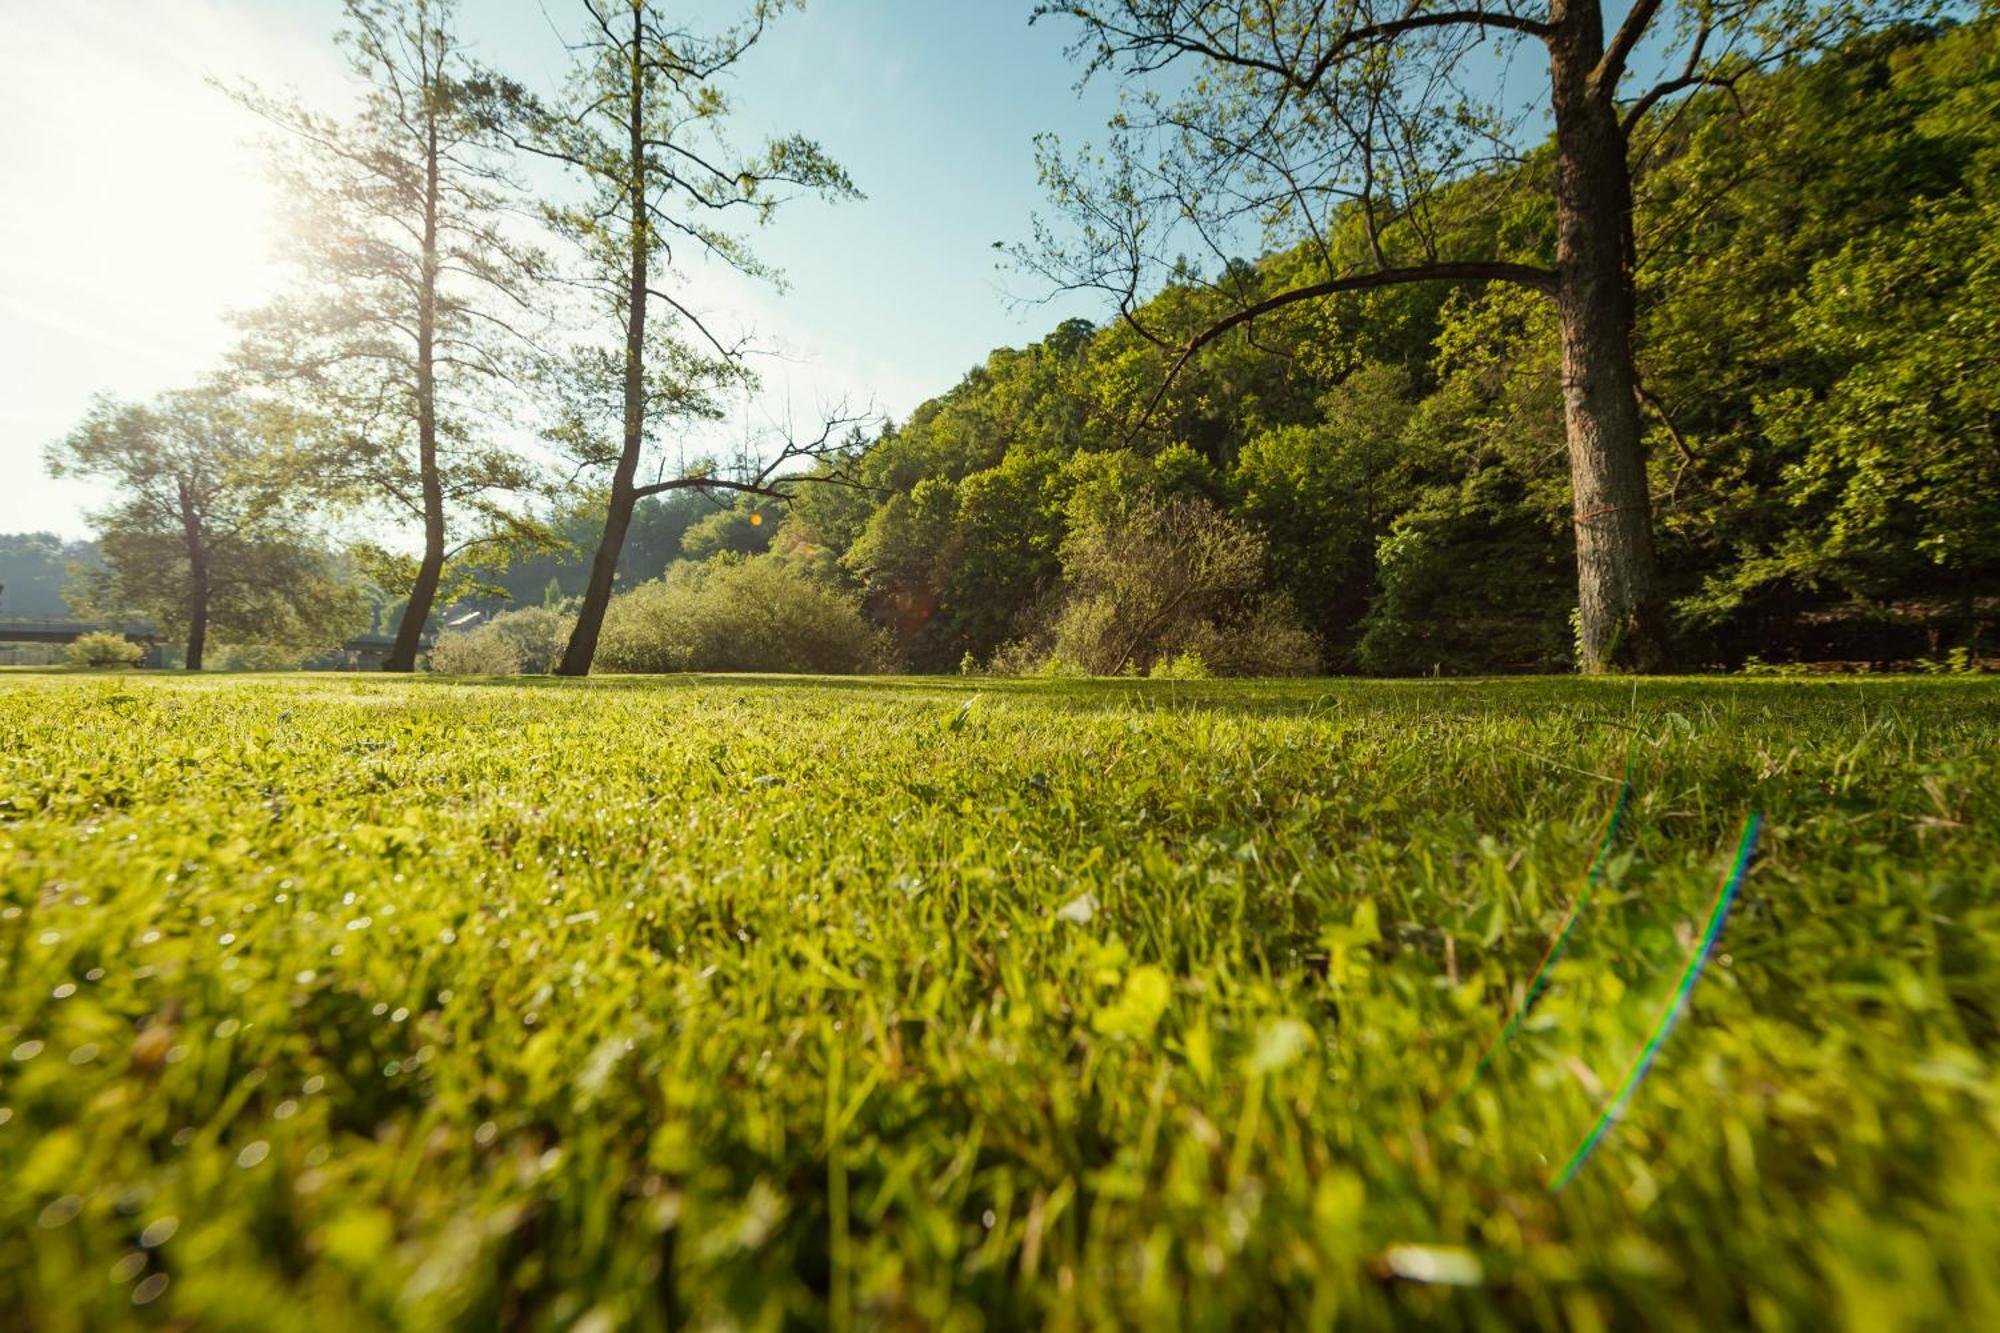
[
  {"xmin": 1548, "ymin": 811, "xmax": 1764, "ymax": 1192},
  {"xmin": 1442, "ymin": 779, "xmax": 1633, "ymax": 1111}
]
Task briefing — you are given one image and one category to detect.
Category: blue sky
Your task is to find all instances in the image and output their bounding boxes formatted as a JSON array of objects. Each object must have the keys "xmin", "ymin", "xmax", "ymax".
[{"xmin": 0, "ymin": 0, "xmax": 1121, "ymax": 537}]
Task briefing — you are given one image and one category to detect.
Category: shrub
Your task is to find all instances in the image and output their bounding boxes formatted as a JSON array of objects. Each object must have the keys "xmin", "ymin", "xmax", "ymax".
[
  {"xmin": 1149, "ymin": 650, "xmax": 1212, "ymax": 680},
  {"xmin": 596, "ymin": 556, "xmax": 883, "ymax": 675},
  {"xmin": 1049, "ymin": 496, "xmax": 1265, "ymax": 675},
  {"xmin": 65, "ymin": 631, "xmax": 142, "ymax": 668},
  {"xmin": 1183, "ymin": 594, "xmax": 1323, "ymax": 677},
  {"xmin": 483, "ymin": 605, "xmax": 576, "ymax": 674},
  {"xmin": 989, "ymin": 498, "xmax": 1321, "ymax": 678},
  {"xmin": 427, "ymin": 606, "xmax": 578, "ymax": 676},
  {"xmin": 429, "ymin": 628, "xmax": 525, "ymax": 675}
]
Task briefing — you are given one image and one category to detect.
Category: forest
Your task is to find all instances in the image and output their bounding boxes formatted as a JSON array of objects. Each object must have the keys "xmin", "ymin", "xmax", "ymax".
[{"xmin": 13, "ymin": 8, "xmax": 1995, "ymax": 678}]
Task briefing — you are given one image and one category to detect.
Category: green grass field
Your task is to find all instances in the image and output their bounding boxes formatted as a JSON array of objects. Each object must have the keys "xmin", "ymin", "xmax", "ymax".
[{"xmin": 2, "ymin": 673, "xmax": 1996, "ymax": 1330}]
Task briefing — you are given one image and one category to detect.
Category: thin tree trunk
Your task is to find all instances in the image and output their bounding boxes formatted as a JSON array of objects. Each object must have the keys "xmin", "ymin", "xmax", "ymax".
[
  {"xmin": 178, "ymin": 478, "xmax": 210, "ymax": 671},
  {"xmin": 1550, "ymin": 0, "xmax": 1669, "ymax": 673},
  {"xmin": 557, "ymin": 9, "xmax": 649, "ymax": 678},
  {"xmin": 386, "ymin": 85, "xmax": 446, "ymax": 673}
]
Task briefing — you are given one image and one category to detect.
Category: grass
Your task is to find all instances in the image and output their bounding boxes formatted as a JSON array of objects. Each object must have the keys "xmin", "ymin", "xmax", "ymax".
[{"xmin": 1, "ymin": 671, "xmax": 1996, "ymax": 1330}]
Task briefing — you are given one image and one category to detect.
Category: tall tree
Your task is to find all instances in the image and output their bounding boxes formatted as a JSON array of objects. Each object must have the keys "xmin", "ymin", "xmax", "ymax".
[
  {"xmin": 45, "ymin": 390, "xmax": 363, "ymax": 669},
  {"xmin": 1028, "ymin": 0, "xmax": 1887, "ymax": 671},
  {"xmin": 514, "ymin": 0, "xmax": 861, "ymax": 676},
  {"xmin": 230, "ymin": 0, "xmax": 547, "ymax": 672}
]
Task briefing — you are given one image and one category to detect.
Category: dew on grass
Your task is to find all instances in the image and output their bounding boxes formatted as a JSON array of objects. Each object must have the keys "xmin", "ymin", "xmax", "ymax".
[
  {"xmin": 172, "ymin": 1128, "xmax": 195, "ymax": 1147},
  {"xmin": 131, "ymin": 1273, "xmax": 169, "ymax": 1305},
  {"xmin": 68, "ymin": 1043, "xmax": 100, "ymax": 1065},
  {"xmin": 110, "ymin": 1252, "xmax": 147, "ymax": 1283},
  {"xmin": 38, "ymin": 1195, "xmax": 82, "ymax": 1228},
  {"xmin": 52, "ymin": 983, "xmax": 76, "ymax": 999},
  {"xmin": 237, "ymin": 1140, "xmax": 270, "ymax": 1168},
  {"xmin": 302, "ymin": 1074, "xmax": 325, "ymax": 1094},
  {"xmin": 85, "ymin": 968, "xmax": 104, "ymax": 981},
  {"xmin": 12, "ymin": 1040, "xmax": 45, "ymax": 1062},
  {"xmin": 139, "ymin": 1217, "xmax": 178, "ymax": 1247}
]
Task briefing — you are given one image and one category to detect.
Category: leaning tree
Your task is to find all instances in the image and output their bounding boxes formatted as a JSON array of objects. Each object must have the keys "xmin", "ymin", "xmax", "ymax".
[
  {"xmin": 1029, "ymin": 0, "xmax": 1889, "ymax": 671},
  {"xmin": 506, "ymin": 0, "xmax": 862, "ymax": 677},
  {"xmin": 231, "ymin": 0, "xmax": 549, "ymax": 673}
]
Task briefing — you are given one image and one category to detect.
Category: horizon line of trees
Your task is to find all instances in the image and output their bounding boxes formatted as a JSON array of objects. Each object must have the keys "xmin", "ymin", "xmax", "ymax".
[{"xmin": 29, "ymin": 3, "xmax": 1999, "ymax": 677}]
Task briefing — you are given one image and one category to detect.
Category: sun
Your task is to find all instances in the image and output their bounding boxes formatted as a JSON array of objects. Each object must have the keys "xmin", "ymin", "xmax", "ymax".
[{"xmin": 0, "ymin": 5, "xmax": 324, "ymax": 377}]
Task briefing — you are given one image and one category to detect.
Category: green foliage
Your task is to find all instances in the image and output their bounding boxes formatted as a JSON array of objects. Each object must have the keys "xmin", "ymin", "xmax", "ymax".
[
  {"xmin": 1, "ymin": 674, "xmax": 1996, "ymax": 1326},
  {"xmin": 596, "ymin": 556, "xmax": 884, "ymax": 675},
  {"xmin": 766, "ymin": 20, "xmax": 2000, "ymax": 674},
  {"xmin": 679, "ymin": 502, "xmax": 776, "ymax": 561},
  {"xmin": 45, "ymin": 389, "xmax": 368, "ymax": 663},
  {"xmin": 0, "ymin": 533, "xmax": 100, "ymax": 619},
  {"xmin": 430, "ymin": 605, "xmax": 577, "ymax": 677},
  {"xmin": 61, "ymin": 631, "xmax": 142, "ymax": 668}
]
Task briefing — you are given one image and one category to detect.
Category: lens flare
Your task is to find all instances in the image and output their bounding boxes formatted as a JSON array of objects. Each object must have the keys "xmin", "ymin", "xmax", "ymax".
[{"xmin": 1548, "ymin": 811, "xmax": 1763, "ymax": 1192}]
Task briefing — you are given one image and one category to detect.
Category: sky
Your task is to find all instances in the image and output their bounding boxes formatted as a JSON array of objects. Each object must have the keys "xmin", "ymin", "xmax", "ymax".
[{"xmin": 0, "ymin": 0, "xmax": 1123, "ymax": 539}]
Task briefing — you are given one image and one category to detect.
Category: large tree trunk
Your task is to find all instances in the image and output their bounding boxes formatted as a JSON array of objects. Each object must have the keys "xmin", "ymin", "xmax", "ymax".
[
  {"xmin": 1549, "ymin": 1, "xmax": 1669, "ymax": 673},
  {"xmin": 557, "ymin": 11, "xmax": 649, "ymax": 679},
  {"xmin": 385, "ymin": 106, "xmax": 446, "ymax": 673}
]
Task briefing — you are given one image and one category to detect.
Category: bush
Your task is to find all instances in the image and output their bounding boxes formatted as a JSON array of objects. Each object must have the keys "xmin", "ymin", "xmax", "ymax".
[
  {"xmin": 1183, "ymin": 594, "xmax": 1323, "ymax": 677},
  {"xmin": 989, "ymin": 498, "xmax": 1321, "ymax": 678},
  {"xmin": 483, "ymin": 605, "xmax": 575, "ymax": 674},
  {"xmin": 596, "ymin": 556, "xmax": 884, "ymax": 674},
  {"xmin": 428, "ymin": 606, "xmax": 577, "ymax": 676},
  {"xmin": 429, "ymin": 628, "xmax": 525, "ymax": 675},
  {"xmin": 1149, "ymin": 650, "xmax": 1212, "ymax": 680},
  {"xmin": 1049, "ymin": 496, "xmax": 1265, "ymax": 675},
  {"xmin": 65, "ymin": 631, "xmax": 143, "ymax": 668}
]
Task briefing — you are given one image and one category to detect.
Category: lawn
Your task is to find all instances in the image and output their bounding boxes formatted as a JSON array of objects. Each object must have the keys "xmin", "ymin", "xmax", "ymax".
[{"xmin": 2, "ymin": 672, "xmax": 1996, "ymax": 1330}]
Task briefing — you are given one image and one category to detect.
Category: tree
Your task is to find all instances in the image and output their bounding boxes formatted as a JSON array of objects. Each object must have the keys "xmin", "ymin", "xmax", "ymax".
[
  {"xmin": 509, "ymin": 0, "xmax": 861, "ymax": 676},
  {"xmin": 230, "ymin": 0, "xmax": 548, "ymax": 673},
  {"xmin": 45, "ymin": 391, "xmax": 364, "ymax": 670},
  {"xmin": 1028, "ymin": 0, "xmax": 1887, "ymax": 671},
  {"xmin": 0, "ymin": 534, "xmax": 100, "ymax": 619}
]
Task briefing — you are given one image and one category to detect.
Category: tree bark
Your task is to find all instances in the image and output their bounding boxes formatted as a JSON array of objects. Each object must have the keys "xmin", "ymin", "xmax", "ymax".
[
  {"xmin": 1549, "ymin": 0, "xmax": 1669, "ymax": 672},
  {"xmin": 385, "ymin": 88, "xmax": 446, "ymax": 673},
  {"xmin": 557, "ymin": 8, "xmax": 649, "ymax": 678},
  {"xmin": 178, "ymin": 478, "xmax": 210, "ymax": 671}
]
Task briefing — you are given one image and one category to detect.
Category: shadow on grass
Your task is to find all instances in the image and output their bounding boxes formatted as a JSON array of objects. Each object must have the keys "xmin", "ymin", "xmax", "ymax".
[{"xmin": 4, "ymin": 666, "xmax": 1988, "ymax": 724}]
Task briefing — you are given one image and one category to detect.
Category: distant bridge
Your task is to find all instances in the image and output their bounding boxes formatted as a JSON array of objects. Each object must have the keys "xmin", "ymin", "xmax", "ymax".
[
  {"xmin": 0, "ymin": 620, "xmax": 432, "ymax": 670},
  {"xmin": 0, "ymin": 618, "xmax": 161, "ymax": 645}
]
